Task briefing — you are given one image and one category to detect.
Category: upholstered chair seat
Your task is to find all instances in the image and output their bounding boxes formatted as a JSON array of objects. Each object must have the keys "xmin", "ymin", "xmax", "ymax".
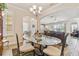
[
  {"xmin": 16, "ymin": 33, "xmax": 35, "ymax": 56},
  {"xmin": 43, "ymin": 46, "xmax": 69, "ymax": 56},
  {"xmin": 43, "ymin": 46, "xmax": 61, "ymax": 56},
  {"xmin": 20, "ymin": 44, "xmax": 35, "ymax": 52},
  {"xmin": 43, "ymin": 33, "xmax": 69, "ymax": 56}
]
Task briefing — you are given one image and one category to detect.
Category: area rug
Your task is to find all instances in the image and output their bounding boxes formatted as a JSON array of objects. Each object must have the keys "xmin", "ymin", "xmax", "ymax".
[
  {"xmin": 12, "ymin": 48, "xmax": 46, "ymax": 56},
  {"xmin": 12, "ymin": 48, "xmax": 34, "ymax": 56}
]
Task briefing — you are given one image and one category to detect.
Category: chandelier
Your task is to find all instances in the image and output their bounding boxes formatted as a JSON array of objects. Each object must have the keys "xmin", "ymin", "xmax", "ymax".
[
  {"xmin": 29, "ymin": 5, "xmax": 42, "ymax": 16},
  {"xmin": 29, "ymin": 5, "xmax": 43, "ymax": 43},
  {"xmin": 29, "ymin": 5, "xmax": 43, "ymax": 32}
]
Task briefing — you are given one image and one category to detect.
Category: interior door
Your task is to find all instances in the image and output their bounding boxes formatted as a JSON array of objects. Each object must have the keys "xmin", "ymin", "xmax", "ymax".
[{"xmin": 0, "ymin": 9, "xmax": 3, "ymax": 56}]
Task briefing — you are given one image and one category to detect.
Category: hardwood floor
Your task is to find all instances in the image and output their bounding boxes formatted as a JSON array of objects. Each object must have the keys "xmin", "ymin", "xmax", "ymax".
[{"xmin": 2, "ymin": 44, "xmax": 18, "ymax": 56}]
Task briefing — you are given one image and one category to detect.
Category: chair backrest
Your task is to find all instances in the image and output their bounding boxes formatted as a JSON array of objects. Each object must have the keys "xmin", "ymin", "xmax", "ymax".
[
  {"xmin": 60, "ymin": 33, "xmax": 69, "ymax": 56},
  {"xmin": 44, "ymin": 31, "xmax": 65, "ymax": 41},
  {"xmin": 16, "ymin": 33, "xmax": 20, "ymax": 56}
]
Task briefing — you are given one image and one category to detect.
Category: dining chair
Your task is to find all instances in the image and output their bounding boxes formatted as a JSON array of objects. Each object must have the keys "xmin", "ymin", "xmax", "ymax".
[
  {"xmin": 43, "ymin": 33, "xmax": 69, "ymax": 56},
  {"xmin": 16, "ymin": 33, "xmax": 35, "ymax": 56}
]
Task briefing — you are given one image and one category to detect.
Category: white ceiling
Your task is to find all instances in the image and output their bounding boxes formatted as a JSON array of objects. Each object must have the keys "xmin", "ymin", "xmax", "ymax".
[
  {"xmin": 8, "ymin": 3, "xmax": 79, "ymax": 24},
  {"xmin": 41, "ymin": 8, "xmax": 79, "ymax": 24},
  {"xmin": 51, "ymin": 8, "xmax": 79, "ymax": 19},
  {"xmin": 10, "ymin": 3, "xmax": 56, "ymax": 13}
]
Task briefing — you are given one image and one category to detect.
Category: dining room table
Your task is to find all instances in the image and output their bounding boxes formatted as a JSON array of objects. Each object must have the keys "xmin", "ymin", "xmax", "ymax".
[
  {"xmin": 23, "ymin": 34, "xmax": 62, "ymax": 55},
  {"xmin": 32, "ymin": 35, "xmax": 61, "ymax": 46},
  {"xmin": 23, "ymin": 34, "xmax": 61, "ymax": 46}
]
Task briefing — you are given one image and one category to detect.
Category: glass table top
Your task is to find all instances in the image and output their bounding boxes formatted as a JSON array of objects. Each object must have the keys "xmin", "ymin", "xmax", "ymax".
[{"xmin": 23, "ymin": 35, "xmax": 61, "ymax": 46}]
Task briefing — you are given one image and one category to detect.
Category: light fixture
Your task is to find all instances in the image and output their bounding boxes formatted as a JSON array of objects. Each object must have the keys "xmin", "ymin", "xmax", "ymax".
[
  {"xmin": 33, "ymin": 5, "xmax": 37, "ymax": 9},
  {"xmin": 29, "ymin": 5, "xmax": 43, "ymax": 43},
  {"xmin": 29, "ymin": 5, "xmax": 42, "ymax": 15},
  {"xmin": 30, "ymin": 8, "xmax": 33, "ymax": 12},
  {"xmin": 39, "ymin": 6, "xmax": 42, "ymax": 11}
]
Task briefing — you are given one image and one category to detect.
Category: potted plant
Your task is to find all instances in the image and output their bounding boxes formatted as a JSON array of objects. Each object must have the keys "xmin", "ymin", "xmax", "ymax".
[{"xmin": 0, "ymin": 3, "xmax": 7, "ymax": 55}]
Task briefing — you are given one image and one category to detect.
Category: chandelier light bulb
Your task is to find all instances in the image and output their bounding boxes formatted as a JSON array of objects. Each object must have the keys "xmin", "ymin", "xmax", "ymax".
[
  {"xmin": 30, "ymin": 5, "xmax": 43, "ymax": 15},
  {"xmin": 33, "ymin": 5, "xmax": 37, "ymax": 9},
  {"xmin": 39, "ymin": 6, "xmax": 42, "ymax": 11},
  {"xmin": 30, "ymin": 8, "xmax": 33, "ymax": 12}
]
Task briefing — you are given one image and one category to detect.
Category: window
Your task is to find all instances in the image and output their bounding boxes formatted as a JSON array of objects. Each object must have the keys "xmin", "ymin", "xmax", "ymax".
[
  {"xmin": 23, "ymin": 17, "xmax": 29, "ymax": 33},
  {"xmin": 3, "ymin": 9, "xmax": 14, "ymax": 40},
  {"xmin": 3, "ymin": 9, "xmax": 14, "ymax": 36},
  {"xmin": 53, "ymin": 23, "xmax": 65, "ymax": 32},
  {"xmin": 71, "ymin": 23, "xmax": 78, "ymax": 32},
  {"xmin": 23, "ymin": 22, "xmax": 29, "ymax": 32},
  {"xmin": 42, "ymin": 23, "xmax": 65, "ymax": 32},
  {"xmin": 6, "ymin": 15, "xmax": 13, "ymax": 33}
]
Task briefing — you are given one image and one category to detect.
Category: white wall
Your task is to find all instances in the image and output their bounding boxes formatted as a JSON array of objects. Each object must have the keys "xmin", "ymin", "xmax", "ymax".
[
  {"xmin": 7, "ymin": 4, "xmax": 33, "ymax": 45},
  {"xmin": 66, "ymin": 18, "xmax": 79, "ymax": 33}
]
